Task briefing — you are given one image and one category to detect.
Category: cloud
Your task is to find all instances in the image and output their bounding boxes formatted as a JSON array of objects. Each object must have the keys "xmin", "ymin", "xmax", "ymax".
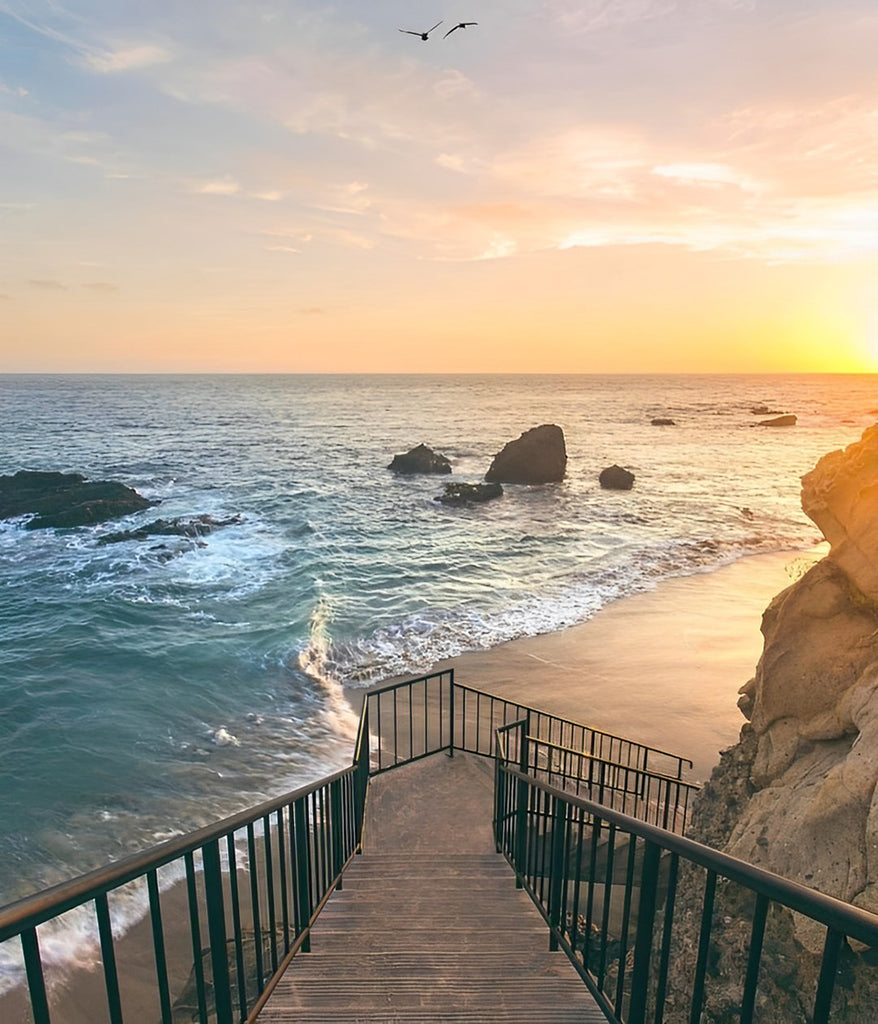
[
  {"xmin": 300, "ymin": 307, "xmax": 324, "ymax": 315},
  {"xmin": 195, "ymin": 178, "xmax": 242, "ymax": 196},
  {"xmin": 82, "ymin": 44, "xmax": 171, "ymax": 74},
  {"xmin": 84, "ymin": 282, "xmax": 118, "ymax": 291},
  {"xmin": 28, "ymin": 279, "xmax": 65, "ymax": 289},
  {"xmin": 266, "ymin": 245, "xmax": 301, "ymax": 254},
  {"xmin": 651, "ymin": 162, "xmax": 763, "ymax": 192}
]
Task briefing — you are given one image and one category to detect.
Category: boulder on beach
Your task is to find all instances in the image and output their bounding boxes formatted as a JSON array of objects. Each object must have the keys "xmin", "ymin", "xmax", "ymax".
[
  {"xmin": 0, "ymin": 470, "xmax": 156, "ymax": 529},
  {"xmin": 757, "ymin": 414, "xmax": 797, "ymax": 427},
  {"xmin": 388, "ymin": 444, "xmax": 452, "ymax": 475},
  {"xmin": 673, "ymin": 423, "xmax": 878, "ymax": 1020},
  {"xmin": 435, "ymin": 482, "xmax": 503, "ymax": 506},
  {"xmin": 598, "ymin": 464, "xmax": 635, "ymax": 490},
  {"xmin": 484, "ymin": 424, "xmax": 566, "ymax": 484}
]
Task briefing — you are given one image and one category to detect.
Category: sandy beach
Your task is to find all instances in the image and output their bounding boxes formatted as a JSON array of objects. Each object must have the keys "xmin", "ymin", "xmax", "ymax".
[
  {"xmin": 0, "ymin": 545, "xmax": 821, "ymax": 1022},
  {"xmin": 421, "ymin": 546, "xmax": 825, "ymax": 783}
]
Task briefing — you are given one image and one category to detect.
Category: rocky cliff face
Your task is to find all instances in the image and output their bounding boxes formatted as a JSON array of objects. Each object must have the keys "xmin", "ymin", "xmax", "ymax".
[{"xmin": 678, "ymin": 424, "xmax": 878, "ymax": 1021}]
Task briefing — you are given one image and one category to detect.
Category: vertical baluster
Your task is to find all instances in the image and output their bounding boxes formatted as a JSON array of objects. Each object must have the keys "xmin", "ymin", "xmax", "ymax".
[
  {"xmin": 597, "ymin": 823, "xmax": 617, "ymax": 989},
  {"xmin": 202, "ymin": 839, "xmax": 233, "ymax": 1024},
  {"xmin": 276, "ymin": 809, "xmax": 291, "ymax": 944},
  {"xmin": 653, "ymin": 851, "xmax": 680, "ymax": 1024},
  {"xmin": 448, "ymin": 677, "xmax": 455, "ymax": 757},
  {"xmin": 146, "ymin": 869, "xmax": 172, "ymax": 1024},
  {"xmin": 262, "ymin": 815, "xmax": 278, "ymax": 974},
  {"xmin": 226, "ymin": 833, "xmax": 248, "ymax": 1019},
  {"xmin": 20, "ymin": 927, "xmax": 51, "ymax": 1024},
  {"xmin": 812, "ymin": 926, "xmax": 844, "ymax": 1024},
  {"xmin": 613, "ymin": 833, "xmax": 640, "ymax": 1014},
  {"xmin": 584, "ymin": 816, "xmax": 602, "ymax": 968},
  {"xmin": 293, "ymin": 798, "xmax": 312, "ymax": 953},
  {"xmin": 689, "ymin": 870, "xmax": 718, "ymax": 1024},
  {"xmin": 246, "ymin": 824, "xmax": 265, "ymax": 985},
  {"xmin": 376, "ymin": 691, "xmax": 383, "ymax": 771},
  {"xmin": 94, "ymin": 894, "xmax": 124, "ymax": 1024},
  {"xmin": 628, "ymin": 839, "xmax": 661, "ymax": 1024},
  {"xmin": 569, "ymin": 808, "xmax": 586, "ymax": 967},
  {"xmin": 739, "ymin": 892, "xmax": 769, "ymax": 1024},
  {"xmin": 548, "ymin": 796, "xmax": 567, "ymax": 951}
]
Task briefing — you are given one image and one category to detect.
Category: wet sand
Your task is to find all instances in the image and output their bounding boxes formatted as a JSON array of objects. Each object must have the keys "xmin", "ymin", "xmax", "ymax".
[{"xmin": 0, "ymin": 545, "xmax": 820, "ymax": 1021}]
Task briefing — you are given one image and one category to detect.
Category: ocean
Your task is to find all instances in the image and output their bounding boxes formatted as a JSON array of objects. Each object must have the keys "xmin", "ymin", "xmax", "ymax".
[{"xmin": 0, "ymin": 372, "xmax": 875, "ymax": 989}]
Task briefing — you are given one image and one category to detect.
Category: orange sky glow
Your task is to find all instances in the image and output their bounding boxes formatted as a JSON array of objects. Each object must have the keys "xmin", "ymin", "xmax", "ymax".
[{"xmin": 1, "ymin": 2, "xmax": 877, "ymax": 374}]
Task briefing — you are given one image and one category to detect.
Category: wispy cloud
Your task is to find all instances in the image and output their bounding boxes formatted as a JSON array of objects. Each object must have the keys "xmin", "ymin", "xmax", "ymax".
[
  {"xmin": 82, "ymin": 44, "xmax": 171, "ymax": 74},
  {"xmin": 28, "ymin": 279, "xmax": 65, "ymax": 289}
]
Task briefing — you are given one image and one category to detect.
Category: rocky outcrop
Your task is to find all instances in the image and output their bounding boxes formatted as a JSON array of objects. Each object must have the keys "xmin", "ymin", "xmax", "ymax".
[
  {"xmin": 598, "ymin": 464, "xmax": 635, "ymax": 490},
  {"xmin": 388, "ymin": 444, "xmax": 452, "ymax": 475},
  {"xmin": 98, "ymin": 514, "xmax": 243, "ymax": 545},
  {"xmin": 673, "ymin": 424, "xmax": 878, "ymax": 1021},
  {"xmin": 651, "ymin": 417, "xmax": 675, "ymax": 426},
  {"xmin": 757, "ymin": 414, "xmax": 797, "ymax": 427},
  {"xmin": 0, "ymin": 470, "xmax": 155, "ymax": 529},
  {"xmin": 435, "ymin": 482, "xmax": 503, "ymax": 506},
  {"xmin": 484, "ymin": 425, "xmax": 566, "ymax": 484}
]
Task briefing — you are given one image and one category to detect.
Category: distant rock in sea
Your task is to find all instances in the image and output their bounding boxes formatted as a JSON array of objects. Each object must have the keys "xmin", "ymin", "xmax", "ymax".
[
  {"xmin": 675, "ymin": 424, "xmax": 878, "ymax": 1021},
  {"xmin": 484, "ymin": 424, "xmax": 566, "ymax": 484},
  {"xmin": 0, "ymin": 470, "xmax": 156, "ymax": 529},
  {"xmin": 650, "ymin": 417, "xmax": 676, "ymax": 426},
  {"xmin": 435, "ymin": 482, "xmax": 503, "ymax": 506},
  {"xmin": 750, "ymin": 405, "xmax": 783, "ymax": 416},
  {"xmin": 388, "ymin": 443, "xmax": 452, "ymax": 475},
  {"xmin": 757, "ymin": 414, "xmax": 797, "ymax": 427},
  {"xmin": 598, "ymin": 464, "xmax": 635, "ymax": 490}
]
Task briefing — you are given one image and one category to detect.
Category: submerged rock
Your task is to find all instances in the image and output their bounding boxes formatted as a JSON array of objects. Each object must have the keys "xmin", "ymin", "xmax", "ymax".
[
  {"xmin": 598, "ymin": 465, "xmax": 635, "ymax": 490},
  {"xmin": 0, "ymin": 470, "xmax": 156, "ymax": 529},
  {"xmin": 484, "ymin": 424, "xmax": 566, "ymax": 484},
  {"xmin": 388, "ymin": 443, "xmax": 452, "ymax": 475},
  {"xmin": 98, "ymin": 514, "xmax": 243, "ymax": 545},
  {"xmin": 435, "ymin": 482, "xmax": 503, "ymax": 506}
]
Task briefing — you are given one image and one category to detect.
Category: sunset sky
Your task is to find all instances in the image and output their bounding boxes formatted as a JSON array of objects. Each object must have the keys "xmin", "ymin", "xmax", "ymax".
[{"xmin": 1, "ymin": 1, "xmax": 877, "ymax": 373}]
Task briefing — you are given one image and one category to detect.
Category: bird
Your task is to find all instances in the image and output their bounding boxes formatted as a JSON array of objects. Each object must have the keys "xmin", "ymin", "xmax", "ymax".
[
  {"xmin": 444, "ymin": 22, "xmax": 477, "ymax": 38},
  {"xmin": 399, "ymin": 21, "xmax": 443, "ymax": 41}
]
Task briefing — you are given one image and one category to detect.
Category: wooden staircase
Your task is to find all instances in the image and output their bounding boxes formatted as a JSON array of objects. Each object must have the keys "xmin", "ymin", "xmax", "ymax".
[
  {"xmin": 256, "ymin": 753, "xmax": 607, "ymax": 1023},
  {"xmin": 257, "ymin": 851, "xmax": 605, "ymax": 1022}
]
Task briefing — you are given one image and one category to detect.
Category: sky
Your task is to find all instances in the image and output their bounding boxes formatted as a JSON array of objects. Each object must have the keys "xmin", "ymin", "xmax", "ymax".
[{"xmin": 1, "ymin": 0, "xmax": 877, "ymax": 373}]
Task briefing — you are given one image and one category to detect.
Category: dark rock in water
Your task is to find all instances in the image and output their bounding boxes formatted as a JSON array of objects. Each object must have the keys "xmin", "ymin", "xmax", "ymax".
[
  {"xmin": 484, "ymin": 424, "xmax": 566, "ymax": 484},
  {"xmin": 388, "ymin": 443, "xmax": 452, "ymax": 475},
  {"xmin": 650, "ymin": 417, "xmax": 676, "ymax": 426},
  {"xmin": 435, "ymin": 482, "xmax": 503, "ymax": 506},
  {"xmin": 0, "ymin": 469, "xmax": 156, "ymax": 529},
  {"xmin": 751, "ymin": 405, "xmax": 783, "ymax": 416},
  {"xmin": 757, "ymin": 414, "xmax": 797, "ymax": 427},
  {"xmin": 98, "ymin": 514, "xmax": 243, "ymax": 545},
  {"xmin": 599, "ymin": 464, "xmax": 635, "ymax": 490}
]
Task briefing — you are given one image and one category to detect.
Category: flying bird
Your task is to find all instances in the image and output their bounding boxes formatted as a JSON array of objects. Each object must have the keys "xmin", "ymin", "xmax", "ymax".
[
  {"xmin": 444, "ymin": 22, "xmax": 477, "ymax": 38},
  {"xmin": 399, "ymin": 21, "xmax": 443, "ymax": 41}
]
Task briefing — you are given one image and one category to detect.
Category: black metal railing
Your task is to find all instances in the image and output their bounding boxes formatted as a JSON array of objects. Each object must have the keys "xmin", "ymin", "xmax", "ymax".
[
  {"xmin": 0, "ymin": 708, "xmax": 371, "ymax": 1024},
  {"xmin": 362, "ymin": 669, "xmax": 692, "ymax": 782},
  {"xmin": 494, "ymin": 761, "xmax": 878, "ymax": 1024},
  {"xmin": 494, "ymin": 720, "xmax": 697, "ymax": 839}
]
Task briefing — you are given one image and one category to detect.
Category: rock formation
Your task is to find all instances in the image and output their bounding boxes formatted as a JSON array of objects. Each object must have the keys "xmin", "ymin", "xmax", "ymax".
[
  {"xmin": 435, "ymin": 482, "xmax": 503, "ymax": 506},
  {"xmin": 484, "ymin": 425, "xmax": 566, "ymax": 484},
  {"xmin": 388, "ymin": 444, "xmax": 452, "ymax": 475},
  {"xmin": 98, "ymin": 514, "xmax": 243, "ymax": 545},
  {"xmin": 0, "ymin": 470, "xmax": 156, "ymax": 528},
  {"xmin": 651, "ymin": 417, "xmax": 676, "ymax": 426},
  {"xmin": 676, "ymin": 424, "xmax": 878, "ymax": 1021},
  {"xmin": 598, "ymin": 464, "xmax": 635, "ymax": 490},
  {"xmin": 757, "ymin": 414, "xmax": 797, "ymax": 427}
]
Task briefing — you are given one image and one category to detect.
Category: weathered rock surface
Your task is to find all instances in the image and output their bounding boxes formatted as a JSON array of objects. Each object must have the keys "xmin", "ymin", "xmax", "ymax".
[
  {"xmin": 484, "ymin": 425, "xmax": 566, "ymax": 484},
  {"xmin": 435, "ymin": 482, "xmax": 503, "ymax": 506},
  {"xmin": 670, "ymin": 423, "xmax": 878, "ymax": 1021},
  {"xmin": 98, "ymin": 514, "xmax": 244, "ymax": 545},
  {"xmin": 388, "ymin": 443, "xmax": 452, "ymax": 475},
  {"xmin": 757, "ymin": 413, "xmax": 797, "ymax": 426},
  {"xmin": 0, "ymin": 470, "xmax": 156, "ymax": 529},
  {"xmin": 598, "ymin": 464, "xmax": 635, "ymax": 490},
  {"xmin": 651, "ymin": 417, "xmax": 676, "ymax": 426}
]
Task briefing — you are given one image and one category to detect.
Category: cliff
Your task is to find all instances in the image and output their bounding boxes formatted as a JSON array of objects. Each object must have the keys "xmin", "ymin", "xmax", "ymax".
[{"xmin": 680, "ymin": 424, "xmax": 878, "ymax": 1021}]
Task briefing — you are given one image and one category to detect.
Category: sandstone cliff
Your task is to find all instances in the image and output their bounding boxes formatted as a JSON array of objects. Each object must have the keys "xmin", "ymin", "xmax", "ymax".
[{"xmin": 681, "ymin": 424, "xmax": 878, "ymax": 1021}]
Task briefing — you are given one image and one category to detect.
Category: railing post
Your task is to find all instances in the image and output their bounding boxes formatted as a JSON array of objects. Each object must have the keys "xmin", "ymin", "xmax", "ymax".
[
  {"xmin": 202, "ymin": 839, "xmax": 234, "ymax": 1024},
  {"xmin": 448, "ymin": 670, "xmax": 455, "ymax": 758},
  {"xmin": 330, "ymin": 778, "xmax": 344, "ymax": 890},
  {"xmin": 294, "ymin": 799, "xmax": 312, "ymax": 953},
  {"xmin": 548, "ymin": 795, "xmax": 568, "ymax": 951},
  {"xmin": 629, "ymin": 839, "xmax": 661, "ymax": 1024}
]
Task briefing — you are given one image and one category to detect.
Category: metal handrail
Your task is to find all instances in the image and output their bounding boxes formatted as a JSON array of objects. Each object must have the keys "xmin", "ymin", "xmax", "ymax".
[{"xmin": 496, "ymin": 762, "xmax": 878, "ymax": 1024}]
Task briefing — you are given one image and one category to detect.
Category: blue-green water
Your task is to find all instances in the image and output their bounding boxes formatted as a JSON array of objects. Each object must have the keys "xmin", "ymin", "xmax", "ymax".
[{"xmin": 0, "ymin": 372, "xmax": 875, "ymax": 986}]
